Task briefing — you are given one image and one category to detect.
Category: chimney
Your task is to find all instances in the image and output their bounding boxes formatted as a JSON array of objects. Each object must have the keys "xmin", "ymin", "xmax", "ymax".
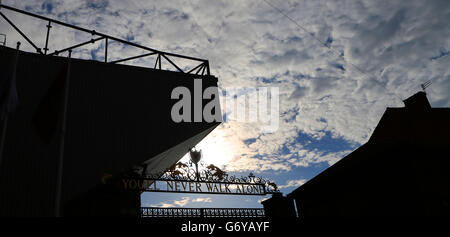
[{"xmin": 403, "ymin": 91, "xmax": 431, "ymax": 111}]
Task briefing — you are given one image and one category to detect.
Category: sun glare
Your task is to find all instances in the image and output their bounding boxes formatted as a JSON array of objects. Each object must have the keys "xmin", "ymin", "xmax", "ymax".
[{"xmin": 180, "ymin": 127, "xmax": 240, "ymax": 169}]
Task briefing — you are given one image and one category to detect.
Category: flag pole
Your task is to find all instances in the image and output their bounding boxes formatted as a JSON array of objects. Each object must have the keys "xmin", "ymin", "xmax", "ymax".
[
  {"xmin": 0, "ymin": 41, "xmax": 20, "ymax": 172},
  {"xmin": 54, "ymin": 49, "xmax": 72, "ymax": 217}
]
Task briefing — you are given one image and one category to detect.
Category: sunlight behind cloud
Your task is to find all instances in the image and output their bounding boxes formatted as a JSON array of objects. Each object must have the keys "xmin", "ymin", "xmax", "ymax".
[{"xmin": 180, "ymin": 125, "xmax": 239, "ymax": 169}]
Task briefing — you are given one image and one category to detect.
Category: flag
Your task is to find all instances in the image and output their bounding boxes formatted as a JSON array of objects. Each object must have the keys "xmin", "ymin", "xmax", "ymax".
[{"xmin": 32, "ymin": 62, "xmax": 68, "ymax": 143}]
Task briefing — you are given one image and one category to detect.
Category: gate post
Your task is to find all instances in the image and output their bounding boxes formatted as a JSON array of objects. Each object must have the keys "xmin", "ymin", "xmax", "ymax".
[{"xmin": 262, "ymin": 193, "xmax": 296, "ymax": 217}]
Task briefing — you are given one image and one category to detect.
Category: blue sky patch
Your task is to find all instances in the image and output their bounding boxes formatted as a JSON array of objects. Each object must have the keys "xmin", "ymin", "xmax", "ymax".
[
  {"xmin": 430, "ymin": 48, "xmax": 450, "ymax": 60},
  {"xmin": 295, "ymin": 130, "xmax": 357, "ymax": 153},
  {"xmin": 41, "ymin": 1, "xmax": 53, "ymax": 13},
  {"xmin": 243, "ymin": 138, "xmax": 257, "ymax": 146},
  {"xmin": 325, "ymin": 36, "xmax": 333, "ymax": 47},
  {"xmin": 86, "ymin": 0, "xmax": 108, "ymax": 10}
]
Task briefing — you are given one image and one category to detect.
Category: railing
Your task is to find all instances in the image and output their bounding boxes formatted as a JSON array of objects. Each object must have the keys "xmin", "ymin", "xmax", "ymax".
[
  {"xmin": 0, "ymin": 4, "xmax": 210, "ymax": 76},
  {"xmin": 141, "ymin": 207, "xmax": 265, "ymax": 218}
]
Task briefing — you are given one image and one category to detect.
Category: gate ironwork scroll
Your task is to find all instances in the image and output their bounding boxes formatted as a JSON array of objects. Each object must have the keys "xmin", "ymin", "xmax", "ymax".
[
  {"xmin": 103, "ymin": 150, "xmax": 280, "ymax": 218},
  {"xmin": 121, "ymin": 161, "xmax": 279, "ymax": 196}
]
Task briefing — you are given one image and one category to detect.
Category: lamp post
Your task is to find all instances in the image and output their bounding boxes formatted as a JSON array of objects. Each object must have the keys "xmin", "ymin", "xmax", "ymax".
[{"xmin": 189, "ymin": 148, "xmax": 202, "ymax": 181}]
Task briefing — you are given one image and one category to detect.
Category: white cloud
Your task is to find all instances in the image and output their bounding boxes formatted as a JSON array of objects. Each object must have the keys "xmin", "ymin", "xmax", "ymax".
[
  {"xmin": 191, "ymin": 197, "xmax": 212, "ymax": 203},
  {"xmin": 153, "ymin": 196, "xmax": 212, "ymax": 207},
  {"xmin": 154, "ymin": 197, "xmax": 190, "ymax": 208},
  {"xmin": 278, "ymin": 179, "xmax": 307, "ymax": 189},
  {"xmin": 2, "ymin": 0, "xmax": 449, "ymax": 175}
]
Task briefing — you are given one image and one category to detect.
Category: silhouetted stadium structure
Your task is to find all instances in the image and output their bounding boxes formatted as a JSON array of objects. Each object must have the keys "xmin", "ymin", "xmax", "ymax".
[
  {"xmin": 0, "ymin": 5, "xmax": 220, "ymax": 217},
  {"xmin": 270, "ymin": 92, "xmax": 450, "ymax": 217},
  {"xmin": 3, "ymin": 4, "xmax": 449, "ymax": 219}
]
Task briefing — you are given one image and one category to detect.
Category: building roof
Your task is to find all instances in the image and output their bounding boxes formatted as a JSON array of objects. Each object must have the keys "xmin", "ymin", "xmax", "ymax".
[{"xmin": 287, "ymin": 92, "xmax": 450, "ymax": 198}]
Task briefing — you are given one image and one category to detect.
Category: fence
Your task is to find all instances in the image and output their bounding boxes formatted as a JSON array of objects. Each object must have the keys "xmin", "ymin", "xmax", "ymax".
[{"xmin": 141, "ymin": 207, "xmax": 265, "ymax": 218}]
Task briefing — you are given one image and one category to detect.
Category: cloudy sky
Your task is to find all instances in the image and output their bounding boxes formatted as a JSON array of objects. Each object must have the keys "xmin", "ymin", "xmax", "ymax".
[{"xmin": 1, "ymin": 0, "xmax": 449, "ymax": 209}]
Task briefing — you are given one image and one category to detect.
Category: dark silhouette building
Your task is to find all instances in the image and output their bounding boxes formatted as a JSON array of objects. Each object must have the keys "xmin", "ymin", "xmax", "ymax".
[
  {"xmin": 262, "ymin": 193, "xmax": 297, "ymax": 217},
  {"xmin": 0, "ymin": 45, "xmax": 220, "ymax": 216},
  {"xmin": 283, "ymin": 92, "xmax": 450, "ymax": 217}
]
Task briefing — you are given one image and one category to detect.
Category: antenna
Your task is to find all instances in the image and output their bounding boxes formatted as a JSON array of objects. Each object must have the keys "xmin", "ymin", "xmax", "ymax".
[{"xmin": 420, "ymin": 80, "xmax": 432, "ymax": 92}]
